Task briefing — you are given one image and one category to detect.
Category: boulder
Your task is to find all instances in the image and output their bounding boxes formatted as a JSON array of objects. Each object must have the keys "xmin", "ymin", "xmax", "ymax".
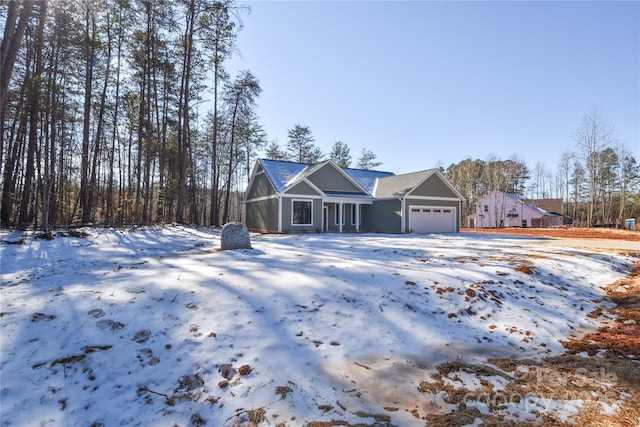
[{"xmin": 220, "ymin": 222, "xmax": 252, "ymax": 250}]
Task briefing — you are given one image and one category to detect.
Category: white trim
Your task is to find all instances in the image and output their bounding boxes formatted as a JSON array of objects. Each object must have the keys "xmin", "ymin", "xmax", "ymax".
[
  {"xmin": 284, "ymin": 193, "xmax": 322, "ymax": 200},
  {"xmin": 323, "ymin": 196, "xmax": 373, "ymax": 204},
  {"xmin": 404, "ymin": 195, "xmax": 462, "ymax": 202},
  {"xmin": 334, "ymin": 203, "xmax": 346, "ymax": 226},
  {"xmin": 291, "ymin": 198, "xmax": 314, "ymax": 226},
  {"xmin": 372, "ymin": 178, "xmax": 380, "ymax": 197},
  {"xmin": 244, "ymin": 194, "xmax": 278, "ymax": 203},
  {"xmin": 403, "ymin": 169, "xmax": 465, "ymax": 202},
  {"xmin": 283, "ymin": 177, "xmax": 323, "ymax": 196}
]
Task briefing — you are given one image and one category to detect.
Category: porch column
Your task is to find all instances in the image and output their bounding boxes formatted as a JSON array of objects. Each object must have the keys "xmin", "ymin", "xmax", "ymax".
[
  {"xmin": 355, "ymin": 203, "xmax": 360, "ymax": 232},
  {"xmin": 338, "ymin": 202, "xmax": 343, "ymax": 233}
]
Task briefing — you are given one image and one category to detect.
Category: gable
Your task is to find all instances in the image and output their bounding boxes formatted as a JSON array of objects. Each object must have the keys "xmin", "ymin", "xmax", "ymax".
[
  {"xmin": 306, "ymin": 163, "xmax": 364, "ymax": 193},
  {"xmin": 409, "ymin": 173, "xmax": 458, "ymax": 198},
  {"xmin": 246, "ymin": 171, "xmax": 275, "ymax": 200},
  {"xmin": 285, "ymin": 180, "xmax": 320, "ymax": 196}
]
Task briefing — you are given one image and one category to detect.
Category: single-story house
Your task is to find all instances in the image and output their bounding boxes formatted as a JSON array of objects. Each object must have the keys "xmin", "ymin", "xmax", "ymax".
[
  {"xmin": 467, "ymin": 190, "xmax": 563, "ymax": 228},
  {"xmin": 244, "ymin": 159, "xmax": 465, "ymax": 234}
]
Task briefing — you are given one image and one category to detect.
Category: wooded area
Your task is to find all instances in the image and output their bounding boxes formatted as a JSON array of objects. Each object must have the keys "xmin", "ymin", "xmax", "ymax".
[
  {"xmin": 1, "ymin": 0, "xmax": 264, "ymax": 231},
  {"xmin": 444, "ymin": 109, "xmax": 640, "ymax": 227},
  {"xmin": 1, "ymin": 1, "xmax": 638, "ymax": 232}
]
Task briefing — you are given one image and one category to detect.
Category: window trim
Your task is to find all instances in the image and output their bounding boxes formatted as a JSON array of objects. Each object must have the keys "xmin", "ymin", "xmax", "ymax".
[{"xmin": 291, "ymin": 199, "xmax": 313, "ymax": 226}]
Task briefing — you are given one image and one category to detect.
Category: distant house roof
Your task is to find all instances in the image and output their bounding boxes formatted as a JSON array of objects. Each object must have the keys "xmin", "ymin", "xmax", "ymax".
[{"xmin": 503, "ymin": 192, "xmax": 561, "ymax": 218}]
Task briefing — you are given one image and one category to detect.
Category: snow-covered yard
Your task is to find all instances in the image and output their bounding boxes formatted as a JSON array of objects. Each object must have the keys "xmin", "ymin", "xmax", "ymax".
[{"xmin": 0, "ymin": 226, "xmax": 636, "ymax": 426}]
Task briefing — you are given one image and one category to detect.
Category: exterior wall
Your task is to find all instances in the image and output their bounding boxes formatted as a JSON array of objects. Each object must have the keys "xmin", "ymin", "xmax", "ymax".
[
  {"xmin": 470, "ymin": 191, "xmax": 561, "ymax": 228},
  {"xmin": 307, "ymin": 165, "xmax": 362, "ymax": 192},
  {"xmin": 286, "ymin": 180, "xmax": 319, "ymax": 196},
  {"xmin": 473, "ymin": 192, "xmax": 522, "ymax": 228},
  {"xmin": 410, "ymin": 174, "xmax": 456, "ymax": 198},
  {"xmin": 245, "ymin": 197, "xmax": 279, "ymax": 232},
  {"xmin": 531, "ymin": 216, "xmax": 563, "ymax": 228},
  {"xmin": 281, "ymin": 196, "xmax": 323, "ymax": 233},
  {"xmin": 404, "ymin": 198, "xmax": 461, "ymax": 232},
  {"xmin": 361, "ymin": 199, "xmax": 402, "ymax": 233},
  {"xmin": 246, "ymin": 172, "xmax": 275, "ymax": 200}
]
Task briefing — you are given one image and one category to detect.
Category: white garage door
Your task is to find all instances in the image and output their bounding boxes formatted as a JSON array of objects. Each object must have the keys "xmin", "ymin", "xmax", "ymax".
[{"xmin": 409, "ymin": 206, "xmax": 456, "ymax": 233}]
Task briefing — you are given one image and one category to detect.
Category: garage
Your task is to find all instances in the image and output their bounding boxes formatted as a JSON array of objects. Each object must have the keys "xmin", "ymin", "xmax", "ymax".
[{"xmin": 408, "ymin": 205, "xmax": 456, "ymax": 233}]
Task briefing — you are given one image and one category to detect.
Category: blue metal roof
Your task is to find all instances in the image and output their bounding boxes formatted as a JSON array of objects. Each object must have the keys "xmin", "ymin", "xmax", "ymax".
[
  {"xmin": 259, "ymin": 159, "xmax": 310, "ymax": 192},
  {"xmin": 258, "ymin": 159, "xmax": 394, "ymax": 195},
  {"xmin": 342, "ymin": 167, "xmax": 394, "ymax": 194}
]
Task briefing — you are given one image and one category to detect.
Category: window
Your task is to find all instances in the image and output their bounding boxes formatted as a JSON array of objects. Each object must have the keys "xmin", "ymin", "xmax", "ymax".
[
  {"xmin": 292, "ymin": 200, "xmax": 312, "ymax": 225},
  {"xmin": 484, "ymin": 205, "xmax": 489, "ymax": 212},
  {"xmin": 351, "ymin": 204, "xmax": 357, "ymax": 225}
]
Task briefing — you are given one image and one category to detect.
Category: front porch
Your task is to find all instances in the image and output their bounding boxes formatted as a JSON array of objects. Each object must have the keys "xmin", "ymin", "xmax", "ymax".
[{"xmin": 322, "ymin": 193, "xmax": 373, "ymax": 233}]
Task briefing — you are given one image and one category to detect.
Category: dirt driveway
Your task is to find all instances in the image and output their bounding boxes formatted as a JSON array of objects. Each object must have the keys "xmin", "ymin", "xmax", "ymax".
[{"xmin": 462, "ymin": 227, "xmax": 640, "ymax": 252}]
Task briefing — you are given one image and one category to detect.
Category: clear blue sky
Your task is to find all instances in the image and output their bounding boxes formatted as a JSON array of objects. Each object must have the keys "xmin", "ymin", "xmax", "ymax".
[{"xmin": 226, "ymin": 0, "xmax": 640, "ymax": 174}]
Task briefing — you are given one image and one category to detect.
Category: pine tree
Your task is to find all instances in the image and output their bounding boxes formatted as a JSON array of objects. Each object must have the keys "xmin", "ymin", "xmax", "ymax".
[
  {"xmin": 286, "ymin": 125, "xmax": 322, "ymax": 163},
  {"xmin": 356, "ymin": 147, "xmax": 381, "ymax": 170},
  {"xmin": 329, "ymin": 141, "xmax": 351, "ymax": 168}
]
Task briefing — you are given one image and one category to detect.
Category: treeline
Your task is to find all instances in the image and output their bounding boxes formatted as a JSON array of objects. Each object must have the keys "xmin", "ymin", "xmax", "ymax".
[
  {"xmin": 264, "ymin": 124, "xmax": 382, "ymax": 170},
  {"xmin": 1, "ymin": 0, "xmax": 264, "ymax": 231},
  {"xmin": 445, "ymin": 109, "xmax": 640, "ymax": 227},
  {"xmin": 2, "ymin": 2, "xmax": 638, "ymax": 232}
]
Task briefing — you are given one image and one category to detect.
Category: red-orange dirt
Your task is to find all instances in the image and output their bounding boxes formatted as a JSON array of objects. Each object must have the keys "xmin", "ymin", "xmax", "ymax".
[{"xmin": 462, "ymin": 227, "xmax": 640, "ymax": 242}]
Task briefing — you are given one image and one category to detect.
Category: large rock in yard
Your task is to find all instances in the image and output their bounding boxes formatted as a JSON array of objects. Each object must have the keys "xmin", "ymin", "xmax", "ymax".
[{"xmin": 221, "ymin": 222, "xmax": 252, "ymax": 251}]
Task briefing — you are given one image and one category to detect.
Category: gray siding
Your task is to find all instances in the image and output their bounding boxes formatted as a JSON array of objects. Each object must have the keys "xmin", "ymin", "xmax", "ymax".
[
  {"xmin": 409, "ymin": 174, "xmax": 456, "ymax": 198},
  {"xmin": 246, "ymin": 172, "xmax": 275, "ymax": 200},
  {"xmin": 281, "ymin": 197, "xmax": 323, "ymax": 233},
  {"xmin": 361, "ymin": 199, "xmax": 402, "ymax": 233},
  {"xmin": 246, "ymin": 197, "xmax": 279, "ymax": 232},
  {"xmin": 285, "ymin": 181, "xmax": 319, "ymax": 196},
  {"xmin": 307, "ymin": 165, "xmax": 362, "ymax": 193}
]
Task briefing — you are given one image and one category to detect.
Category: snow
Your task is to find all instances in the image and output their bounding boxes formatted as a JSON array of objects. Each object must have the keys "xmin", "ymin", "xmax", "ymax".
[{"xmin": 0, "ymin": 226, "xmax": 635, "ymax": 426}]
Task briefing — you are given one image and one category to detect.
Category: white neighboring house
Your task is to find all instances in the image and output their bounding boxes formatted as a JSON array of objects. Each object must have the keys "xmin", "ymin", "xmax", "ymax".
[{"xmin": 467, "ymin": 190, "xmax": 563, "ymax": 228}]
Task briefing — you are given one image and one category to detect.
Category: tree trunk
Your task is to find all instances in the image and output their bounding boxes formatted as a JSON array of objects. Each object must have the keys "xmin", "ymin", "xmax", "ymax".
[
  {"xmin": 176, "ymin": 0, "xmax": 196, "ymax": 223},
  {"xmin": 80, "ymin": 6, "xmax": 95, "ymax": 224},
  {"xmin": 18, "ymin": 2, "xmax": 47, "ymax": 230}
]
